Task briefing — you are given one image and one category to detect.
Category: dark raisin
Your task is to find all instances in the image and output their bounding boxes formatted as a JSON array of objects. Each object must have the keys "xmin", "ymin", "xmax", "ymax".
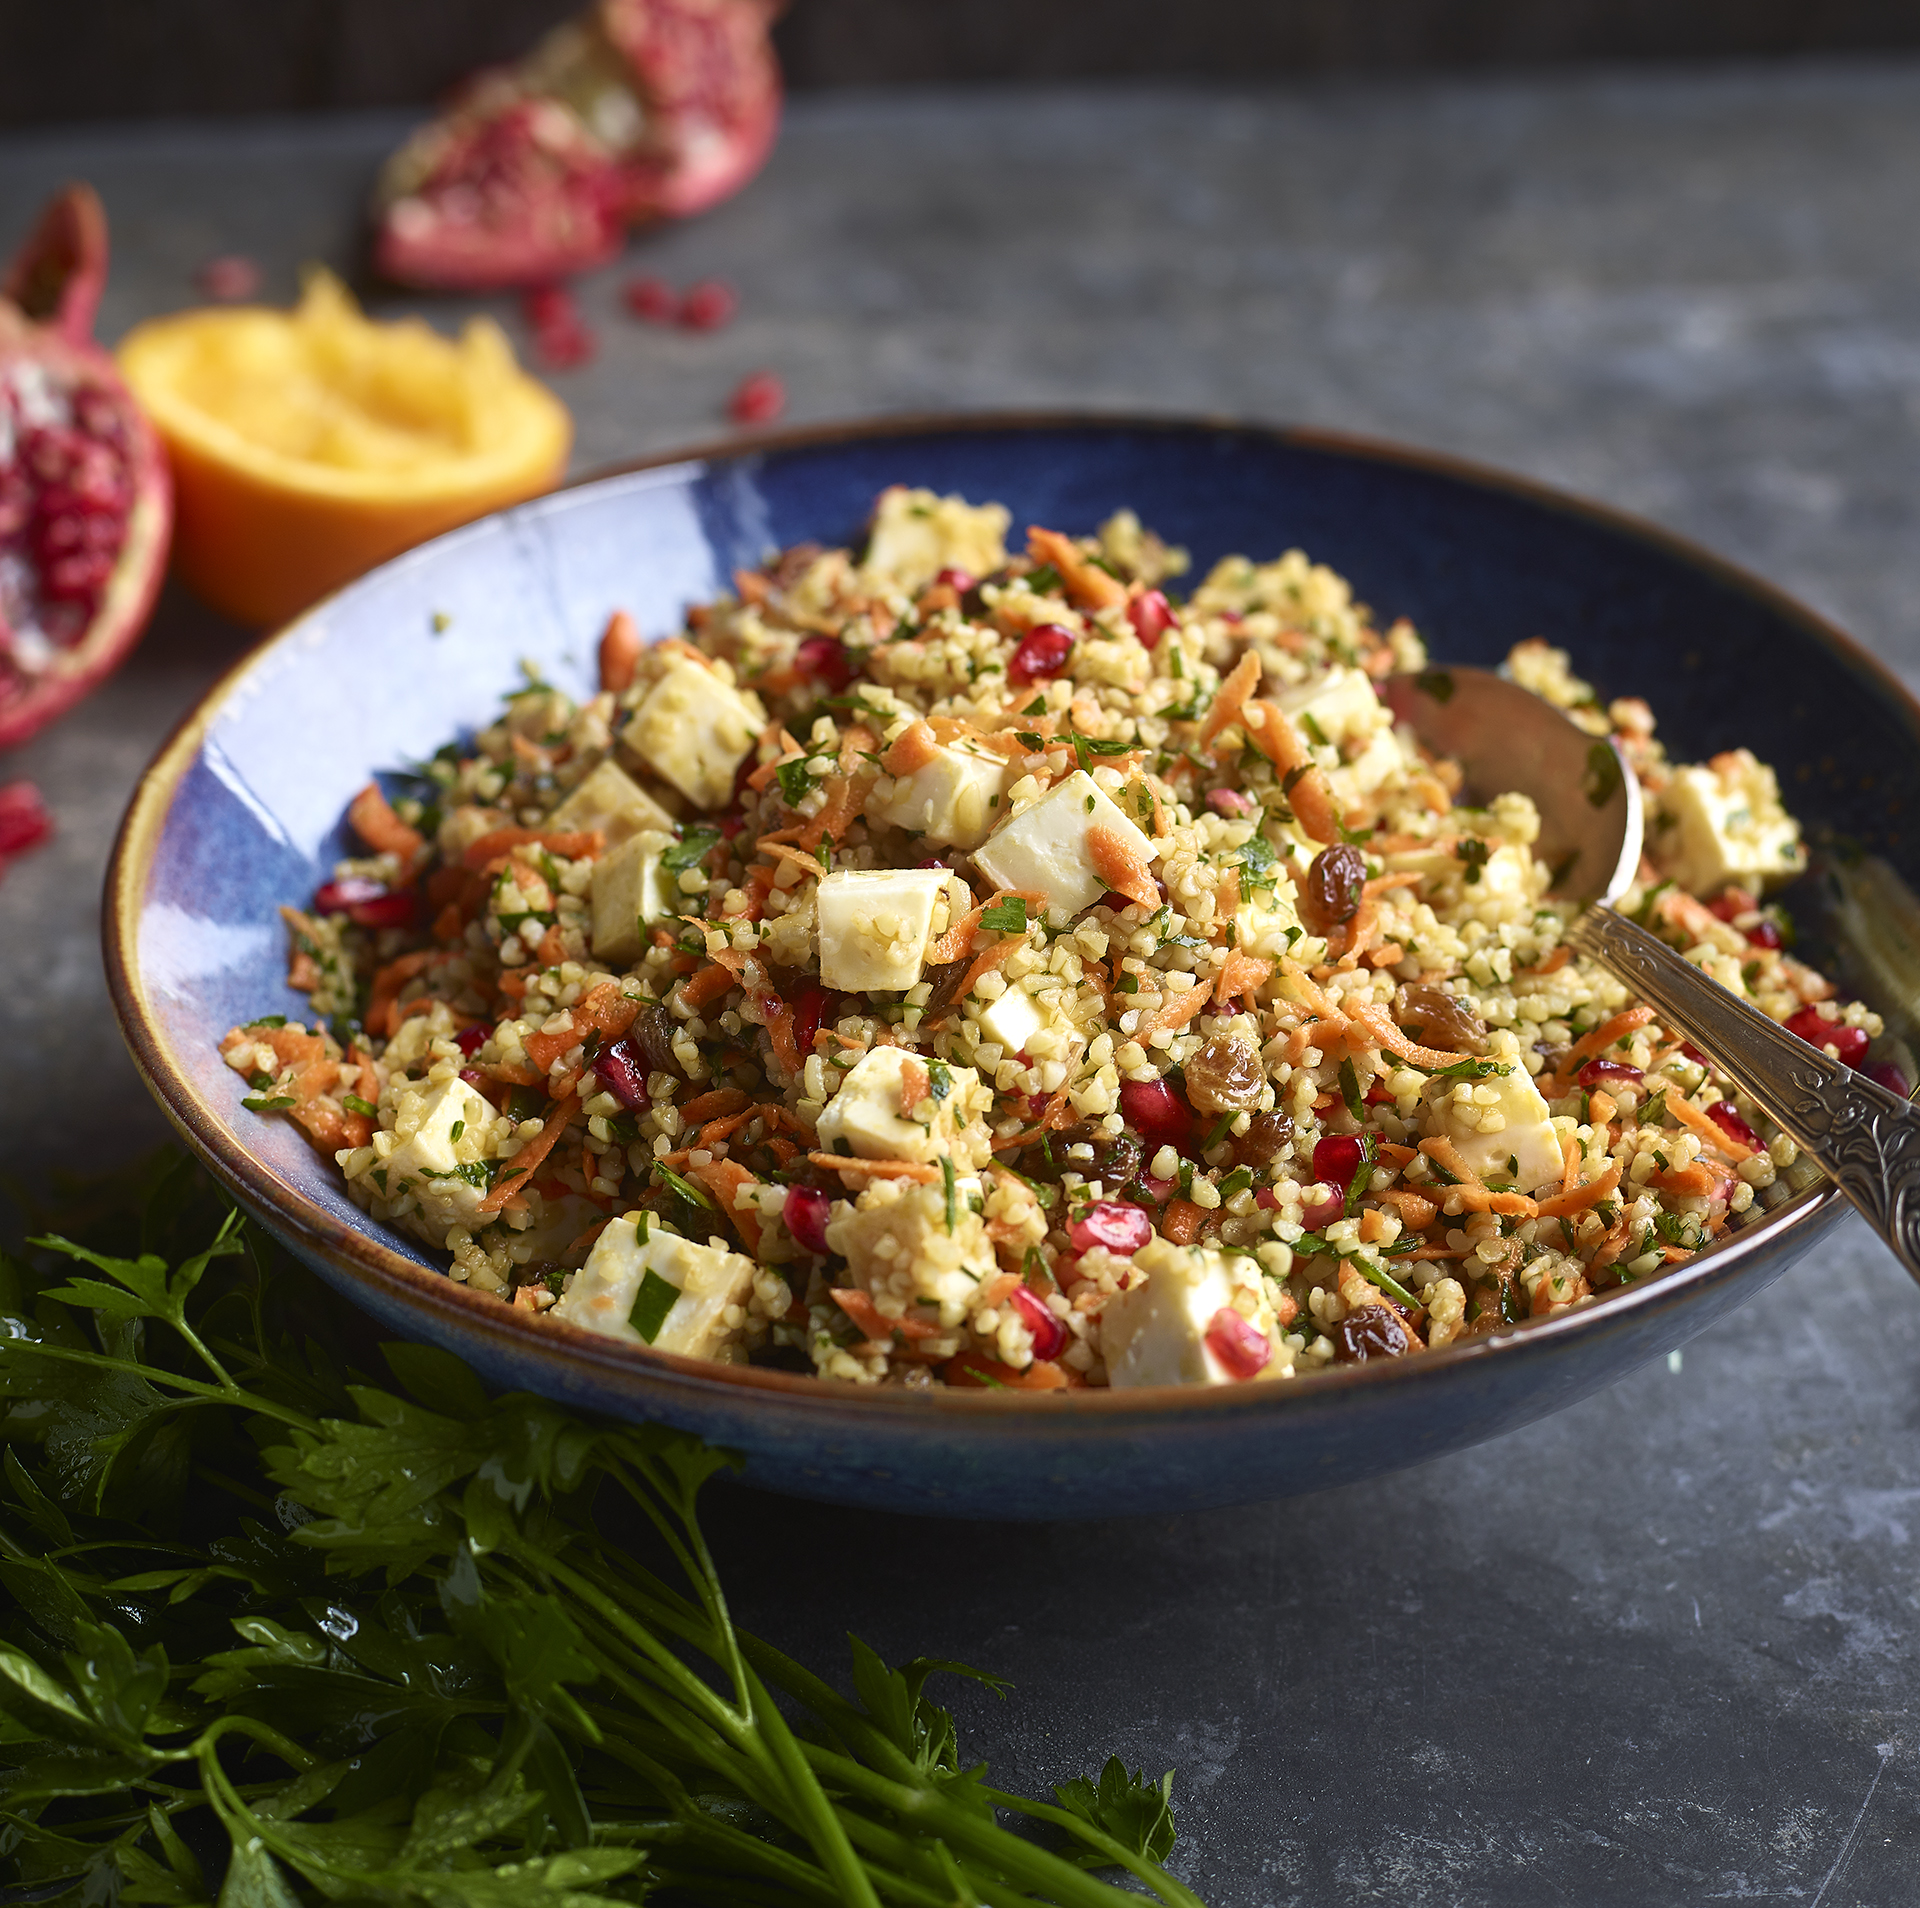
[
  {"xmin": 1305, "ymin": 843, "xmax": 1367, "ymax": 930},
  {"xmin": 626, "ymin": 1002, "xmax": 688, "ymax": 1080},
  {"xmin": 920, "ymin": 959, "xmax": 972, "ymax": 1020},
  {"xmin": 1232, "ymin": 1109, "xmax": 1295, "ymax": 1169},
  {"xmin": 1095, "ymin": 1133, "xmax": 1143, "ymax": 1187},
  {"xmin": 1332, "ymin": 1305, "xmax": 1411, "ymax": 1362},
  {"xmin": 1182, "ymin": 1034, "xmax": 1265, "ymax": 1115},
  {"xmin": 1393, "ymin": 983, "xmax": 1488, "ymax": 1055}
]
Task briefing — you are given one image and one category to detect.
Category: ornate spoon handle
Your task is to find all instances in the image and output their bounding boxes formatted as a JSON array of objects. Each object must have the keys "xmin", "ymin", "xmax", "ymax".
[{"xmin": 1570, "ymin": 906, "xmax": 1920, "ymax": 1285}]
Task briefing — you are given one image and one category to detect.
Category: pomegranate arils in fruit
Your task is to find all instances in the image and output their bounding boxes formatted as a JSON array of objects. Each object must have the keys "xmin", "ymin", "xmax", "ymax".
[
  {"xmin": 1007, "ymin": 624, "xmax": 1074, "ymax": 686},
  {"xmin": 1127, "ymin": 588, "xmax": 1175, "ymax": 648},
  {"xmin": 727, "ymin": 369, "xmax": 784, "ymax": 424},
  {"xmin": 679, "ymin": 278, "xmax": 737, "ymax": 329},
  {"xmin": 197, "ymin": 254, "xmax": 261, "ymax": 301},
  {"xmin": 1785, "ymin": 1005, "xmax": 1871, "ymax": 1069},
  {"xmin": 1706, "ymin": 1101, "xmax": 1759, "ymax": 1150},
  {"xmin": 0, "ymin": 185, "xmax": 170, "ymax": 749},
  {"xmin": 1577, "ymin": 1058, "xmax": 1642, "ymax": 1089},
  {"xmin": 1009, "ymin": 1284, "xmax": 1067, "ymax": 1362},
  {"xmin": 623, "ymin": 274, "xmax": 677, "ymax": 321},
  {"xmin": 1068, "ymin": 1199, "xmax": 1153, "ymax": 1256},
  {"xmin": 783, "ymin": 1185, "xmax": 833, "ymax": 1255},
  {"xmin": 1312, "ymin": 1133, "xmax": 1367, "ymax": 1191},
  {"xmin": 595, "ymin": 1037, "xmax": 651, "ymax": 1110},
  {"xmin": 1205, "ymin": 1306, "xmax": 1271, "ymax": 1380}
]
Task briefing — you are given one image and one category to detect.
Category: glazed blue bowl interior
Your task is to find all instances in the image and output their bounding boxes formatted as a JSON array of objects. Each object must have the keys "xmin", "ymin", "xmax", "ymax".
[{"xmin": 119, "ymin": 416, "xmax": 1915, "ymax": 1519}]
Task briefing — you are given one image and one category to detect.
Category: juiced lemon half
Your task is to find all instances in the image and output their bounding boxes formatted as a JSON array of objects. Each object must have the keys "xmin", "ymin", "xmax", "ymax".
[{"xmin": 118, "ymin": 270, "xmax": 571, "ymax": 628}]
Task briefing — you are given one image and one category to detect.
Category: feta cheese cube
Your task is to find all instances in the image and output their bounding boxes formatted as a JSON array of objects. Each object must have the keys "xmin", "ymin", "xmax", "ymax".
[
  {"xmin": 814, "ymin": 1044, "xmax": 990, "ymax": 1165},
  {"xmin": 381, "ymin": 1074, "xmax": 499, "ymax": 1235},
  {"xmin": 858, "ymin": 486, "xmax": 1010, "ymax": 595},
  {"xmin": 1650, "ymin": 750, "xmax": 1806, "ymax": 896},
  {"xmin": 1277, "ymin": 665, "xmax": 1385, "ymax": 752},
  {"xmin": 865, "ymin": 742, "xmax": 1009, "ymax": 849},
  {"xmin": 816, "ymin": 868, "xmax": 952, "ymax": 992},
  {"xmin": 545, "ymin": 758, "xmax": 677, "ymax": 844},
  {"xmin": 552, "ymin": 1212, "xmax": 755, "ymax": 1359},
  {"xmin": 1100, "ymin": 1238, "xmax": 1278, "ymax": 1387},
  {"xmin": 971, "ymin": 770, "xmax": 1155, "ymax": 924},
  {"xmin": 1430, "ymin": 1062, "xmax": 1563, "ymax": 1190},
  {"xmin": 590, "ymin": 828, "xmax": 677, "ymax": 964},
  {"xmin": 827, "ymin": 1175, "xmax": 997, "ymax": 1314},
  {"xmin": 975, "ymin": 978, "xmax": 1045, "ymax": 1058},
  {"xmin": 622, "ymin": 658, "xmax": 763, "ymax": 809}
]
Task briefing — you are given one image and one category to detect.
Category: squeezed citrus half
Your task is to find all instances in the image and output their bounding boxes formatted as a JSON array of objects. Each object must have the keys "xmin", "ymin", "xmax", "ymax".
[{"xmin": 118, "ymin": 270, "xmax": 571, "ymax": 628}]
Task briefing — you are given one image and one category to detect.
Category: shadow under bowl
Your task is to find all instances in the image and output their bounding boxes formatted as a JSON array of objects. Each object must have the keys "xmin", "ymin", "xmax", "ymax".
[{"xmin": 105, "ymin": 414, "xmax": 1919, "ymax": 1520}]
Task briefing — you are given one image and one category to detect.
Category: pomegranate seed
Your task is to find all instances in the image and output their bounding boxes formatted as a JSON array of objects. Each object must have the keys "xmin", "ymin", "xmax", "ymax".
[
  {"xmin": 795, "ymin": 634, "xmax": 853, "ymax": 691},
  {"xmin": 1364, "ymin": 1079, "xmax": 1395, "ymax": 1107},
  {"xmin": 1680, "ymin": 1043, "xmax": 1710, "ymax": 1067},
  {"xmin": 197, "ymin": 254, "xmax": 260, "ymax": 301},
  {"xmin": 1312, "ymin": 1133, "xmax": 1367, "ymax": 1191},
  {"xmin": 1784, "ymin": 1006, "xmax": 1870, "ymax": 1068},
  {"xmin": 595, "ymin": 1037, "xmax": 650, "ymax": 1110},
  {"xmin": 1300, "ymin": 1189, "xmax": 1344, "ymax": 1229},
  {"xmin": 623, "ymin": 275, "xmax": 677, "ymax": 322},
  {"xmin": 1206, "ymin": 788, "xmax": 1257, "ymax": 818},
  {"xmin": 783, "ymin": 1184, "xmax": 833, "ymax": 1255},
  {"xmin": 1119, "ymin": 1078, "xmax": 1192, "ymax": 1150},
  {"xmin": 455, "ymin": 1024, "xmax": 489, "ymax": 1056},
  {"xmin": 0, "ymin": 780, "xmax": 53, "ymax": 860},
  {"xmin": 1068, "ymin": 1199, "xmax": 1154, "ymax": 1255},
  {"xmin": 1745, "ymin": 919, "xmax": 1783, "ymax": 950},
  {"xmin": 1142, "ymin": 1174, "xmax": 1178, "ymax": 1204},
  {"xmin": 1706, "ymin": 1101, "xmax": 1759, "ymax": 1150},
  {"xmin": 1254, "ymin": 1186, "xmax": 1282, "ymax": 1210},
  {"xmin": 934, "ymin": 567, "xmax": 976, "ymax": 593},
  {"xmin": 1577, "ymin": 1058, "xmax": 1643, "ymax": 1089},
  {"xmin": 679, "ymin": 278, "xmax": 738, "ymax": 330},
  {"xmin": 728, "ymin": 370, "xmax": 785, "ymax": 425},
  {"xmin": 1707, "ymin": 893, "xmax": 1746, "ymax": 923},
  {"xmin": 349, "ymin": 889, "xmax": 418, "ymax": 930},
  {"xmin": 314, "ymin": 875, "xmax": 386, "ymax": 911},
  {"xmin": 459, "ymin": 1067, "xmax": 489, "ymax": 1092},
  {"xmin": 534, "ymin": 319, "xmax": 595, "ymax": 369},
  {"xmin": 1204, "ymin": 1306, "xmax": 1271, "ymax": 1380},
  {"xmin": 1866, "ymin": 1060, "xmax": 1912, "ymax": 1099},
  {"xmin": 792, "ymin": 986, "xmax": 834, "ymax": 1062},
  {"xmin": 522, "ymin": 283, "xmax": 577, "ymax": 330},
  {"xmin": 1127, "ymin": 589, "xmax": 1175, "ymax": 649},
  {"xmin": 1009, "ymin": 1284, "xmax": 1067, "ymax": 1361},
  {"xmin": 1007, "ymin": 624, "xmax": 1075, "ymax": 686}
]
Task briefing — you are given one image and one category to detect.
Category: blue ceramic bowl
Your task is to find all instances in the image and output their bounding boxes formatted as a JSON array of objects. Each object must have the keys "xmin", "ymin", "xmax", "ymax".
[{"xmin": 106, "ymin": 416, "xmax": 1919, "ymax": 1520}]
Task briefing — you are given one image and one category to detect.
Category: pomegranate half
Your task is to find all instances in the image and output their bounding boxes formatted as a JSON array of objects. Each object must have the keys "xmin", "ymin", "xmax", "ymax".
[
  {"xmin": 372, "ymin": 0, "xmax": 784, "ymax": 292},
  {"xmin": 0, "ymin": 184, "xmax": 171, "ymax": 749}
]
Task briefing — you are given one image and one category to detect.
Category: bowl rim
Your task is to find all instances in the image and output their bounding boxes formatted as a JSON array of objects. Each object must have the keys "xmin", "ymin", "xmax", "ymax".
[{"xmin": 105, "ymin": 407, "xmax": 1895, "ymax": 1421}]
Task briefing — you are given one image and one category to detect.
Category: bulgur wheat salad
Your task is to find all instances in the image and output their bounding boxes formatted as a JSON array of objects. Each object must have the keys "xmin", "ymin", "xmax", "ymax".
[{"xmin": 223, "ymin": 487, "xmax": 1879, "ymax": 1391}]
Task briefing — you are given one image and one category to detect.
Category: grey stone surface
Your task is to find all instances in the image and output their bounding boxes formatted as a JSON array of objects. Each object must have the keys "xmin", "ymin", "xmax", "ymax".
[{"xmin": 2, "ymin": 62, "xmax": 1918, "ymax": 1903}]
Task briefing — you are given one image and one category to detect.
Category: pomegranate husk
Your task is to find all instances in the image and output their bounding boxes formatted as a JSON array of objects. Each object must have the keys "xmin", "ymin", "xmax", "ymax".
[
  {"xmin": 372, "ymin": 0, "xmax": 784, "ymax": 292},
  {"xmin": 0, "ymin": 184, "xmax": 172, "ymax": 751}
]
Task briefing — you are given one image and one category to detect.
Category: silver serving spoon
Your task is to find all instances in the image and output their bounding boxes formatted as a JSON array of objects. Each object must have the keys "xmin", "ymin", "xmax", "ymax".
[{"xmin": 1381, "ymin": 666, "xmax": 1920, "ymax": 1283}]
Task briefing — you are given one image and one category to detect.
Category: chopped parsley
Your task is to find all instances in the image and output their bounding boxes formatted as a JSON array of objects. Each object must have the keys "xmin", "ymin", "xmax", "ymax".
[
  {"xmin": 629, "ymin": 1268, "xmax": 681, "ymax": 1343},
  {"xmin": 981, "ymin": 896, "xmax": 1029, "ymax": 934}
]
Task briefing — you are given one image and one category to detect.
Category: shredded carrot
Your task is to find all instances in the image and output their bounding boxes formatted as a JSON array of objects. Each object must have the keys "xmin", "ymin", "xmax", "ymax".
[
  {"xmin": 925, "ymin": 888, "xmax": 1042, "ymax": 967},
  {"xmin": 1342, "ymin": 1002, "xmax": 1468, "ymax": 1072},
  {"xmin": 598, "ymin": 608, "xmax": 641, "ymax": 694},
  {"xmin": 1087, "ymin": 823, "xmax": 1159, "ymax": 909},
  {"xmin": 1199, "ymin": 650, "xmax": 1262, "ymax": 754},
  {"xmin": 679, "ymin": 1086, "xmax": 749, "ymax": 1127},
  {"xmin": 1243, "ymin": 700, "xmax": 1339, "ymax": 843},
  {"xmin": 1563, "ymin": 1005, "xmax": 1657, "ymax": 1072},
  {"xmin": 1213, "ymin": 950, "xmax": 1273, "ymax": 1007},
  {"xmin": 678, "ymin": 963, "xmax": 740, "ymax": 1011},
  {"xmin": 1438, "ymin": 1183, "xmax": 1538, "ymax": 1217},
  {"xmin": 899, "ymin": 1057, "xmax": 930, "ymax": 1115},
  {"xmin": 685, "ymin": 1158, "xmax": 763, "ymax": 1253},
  {"xmin": 1027, "ymin": 525, "xmax": 1127, "ymax": 610},
  {"xmin": 1358, "ymin": 1207, "xmax": 1396, "ymax": 1245},
  {"xmin": 347, "ymin": 782, "xmax": 424, "ymax": 862},
  {"xmin": 1137, "ymin": 982, "xmax": 1212, "ymax": 1044},
  {"xmin": 944, "ymin": 935, "xmax": 1022, "ymax": 1014},
  {"xmin": 807, "ymin": 1152, "xmax": 940, "ymax": 1183},
  {"xmin": 1588, "ymin": 1089, "xmax": 1618, "ymax": 1128},
  {"xmin": 831, "ymin": 1289, "xmax": 943, "ymax": 1344},
  {"xmin": 1160, "ymin": 1198, "xmax": 1205, "ymax": 1245},
  {"xmin": 944, "ymin": 1350, "xmax": 1073, "ymax": 1390},
  {"xmin": 1652, "ymin": 1161, "xmax": 1720, "ymax": 1196},
  {"xmin": 532, "ymin": 924, "xmax": 567, "ymax": 967},
  {"xmin": 697, "ymin": 1109, "xmax": 758, "ymax": 1151},
  {"xmin": 1417, "ymin": 1136, "xmax": 1482, "ymax": 1184},
  {"xmin": 1380, "ymin": 1187, "xmax": 1440, "ymax": 1230},
  {"xmin": 883, "ymin": 719, "xmax": 941, "ymax": 775},
  {"xmin": 480, "ymin": 1091, "xmax": 577, "ymax": 1213},
  {"xmin": 1559, "ymin": 1135, "xmax": 1581, "ymax": 1192},
  {"xmin": 1669, "ymin": 1094, "xmax": 1756, "ymax": 1162},
  {"xmin": 1518, "ymin": 944, "xmax": 1573, "ymax": 978},
  {"xmin": 1534, "ymin": 1159, "xmax": 1623, "ymax": 1219},
  {"xmin": 461, "ymin": 826, "xmax": 605, "ymax": 871},
  {"xmin": 748, "ymin": 747, "xmax": 807, "ymax": 794},
  {"xmin": 366, "ymin": 950, "xmax": 439, "ymax": 1038}
]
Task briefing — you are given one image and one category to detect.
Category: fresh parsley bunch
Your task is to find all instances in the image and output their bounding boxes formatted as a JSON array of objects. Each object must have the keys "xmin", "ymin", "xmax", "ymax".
[{"xmin": 0, "ymin": 1153, "xmax": 1199, "ymax": 1907}]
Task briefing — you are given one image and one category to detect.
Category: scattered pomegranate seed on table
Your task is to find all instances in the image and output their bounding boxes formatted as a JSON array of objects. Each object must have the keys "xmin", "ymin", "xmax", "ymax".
[
  {"xmin": 197, "ymin": 255, "xmax": 261, "ymax": 301},
  {"xmin": 727, "ymin": 369, "xmax": 785, "ymax": 424},
  {"xmin": 679, "ymin": 278, "xmax": 738, "ymax": 329},
  {"xmin": 0, "ymin": 780, "xmax": 53, "ymax": 880},
  {"xmin": 622, "ymin": 275, "xmax": 678, "ymax": 322}
]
